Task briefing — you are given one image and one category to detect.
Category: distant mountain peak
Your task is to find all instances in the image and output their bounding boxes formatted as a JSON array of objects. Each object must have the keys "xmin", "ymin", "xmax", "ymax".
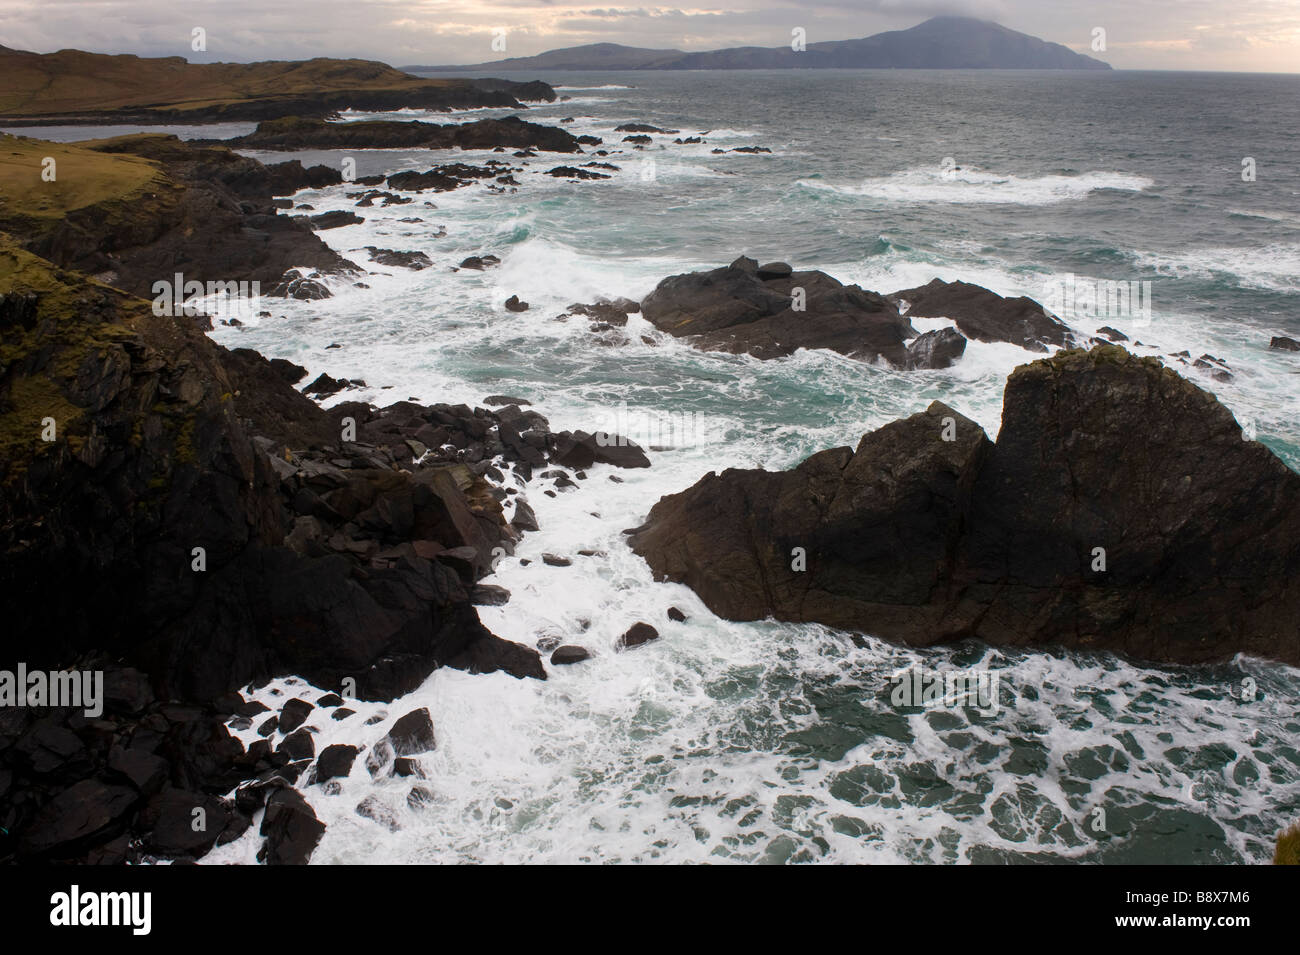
[{"xmin": 410, "ymin": 17, "xmax": 1110, "ymax": 72}]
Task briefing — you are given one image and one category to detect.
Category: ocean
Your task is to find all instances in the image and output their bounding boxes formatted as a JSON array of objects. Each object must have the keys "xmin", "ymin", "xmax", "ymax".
[{"xmin": 34, "ymin": 69, "xmax": 1297, "ymax": 863}]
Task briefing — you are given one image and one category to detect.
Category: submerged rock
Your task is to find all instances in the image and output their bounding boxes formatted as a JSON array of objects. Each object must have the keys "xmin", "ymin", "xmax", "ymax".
[
  {"xmin": 629, "ymin": 346, "xmax": 1300, "ymax": 666},
  {"xmin": 365, "ymin": 247, "xmax": 433, "ymax": 270}
]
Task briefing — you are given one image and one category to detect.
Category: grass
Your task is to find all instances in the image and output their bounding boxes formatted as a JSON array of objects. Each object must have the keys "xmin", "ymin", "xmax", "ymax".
[
  {"xmin": 0, "ymin": 135, "xmax": 162, "ymax": 221},
  {"xmin": 0, "ymin": 240, "xmax": 139, "ymax": 468}
]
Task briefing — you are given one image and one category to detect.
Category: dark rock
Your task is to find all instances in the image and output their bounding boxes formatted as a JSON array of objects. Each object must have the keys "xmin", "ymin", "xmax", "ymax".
[
  {"xmin": 615, "ymin": 123, "xmax": 678, "ymax": 134},
  {"xmin": 629, "ymin": 346, "xmax": 1300, "ymax": 666},
  {"xmin": 458, "ymin": 254, "xmax": 501, "ymax": 271},
  {"xmin": 273, "ymin": 270, "xmax": 333, "ymax": 300},
  {"xmin": 1096, "ymin": 326, "xmax": 1129, "ymax": 342},
  {"xmin": 1269, "ymin": 336, "xmax": 1300, "ymax": 352},
  {"xmin": 387, "ymin": 163, "xmax": 499, "ymax": 192},
  {"xmin": 102, "ymin": 667, "xmax": 155, "ymax": 714},
  {"xmin": 141, "ymin": 787, "xmax": 232, "ymax": 857},
  {"xmin": 227, "ymin": 115, "xmax": 581, "ymax": 153},
  {"xmin": 546, "ymin": 166, "xmax": 611, "ymax": 180},
  {"xmin": 278, "ymin": 728, "xmax": 316, "ymax": 761},
  {"xmin": 269, "ymin": 358, "xmax": 309, "ymax": 384},
  {"xmin": 641, "ymin": 256, "xmax": 916, "ymax": 363},
  {"xmin": 542, "ymin": 553, "xmax": 572, "ymax": 567},
  {"xmin": 505, "ymin": 294, "xmax": 530, "ymax": 312},
  {"xmin": 355, "ymin": 795, "xmax": 401, "ymax": 831},
  {"xmin": 553, "ymin": 430, "xmax": 650, "ymax": 469},
  {"xmin": 366, "ymin": 247, "xmax": 433, "ymax": 270},
  {"xmin": 667, "ymin": 606, "xmax": 687, "ymax": 622},
  {"xmin": 618, "ymin": 623, "xmax": 660, "ymax": 650},
  {"xmin": 315, "ymin": 693, "xmax": 344, "ymax": 707},
  {"xmin": 407, "ymin": 786, "xmax": 435, "ymax": 809},
  {"xmin": 387, "ymin": 708, "xmax": 437, "ymax": 756},
  {"xmin": 303, "ymin": 373, "xmax": 348, "ymax": 397},
  {"xmin": 471, "ymin": 583, "xmax": 511, "ymax": 606},
  {"xmin": 107, "ymin": 746, "xmax": 169, "ymax": 794},
  {"xmin": 512, "ymin": 498, "xmax": 540, "ymax": 532},
  {"xmin": 904, "ymin": 327, "xmax": 967, "ymax": 370},
  {"xmin": 312, "ymin": 744, "xmax": 359, "ymax": 783},
  {"xmin": 17, "ymin": 780, "xmax": 138, "ymax": 857},
  {"xmin": 550, "ymin": 645, "xmax": 591, "ymax": 665},
  {"xmin": 392, "ymin": 757, "xmax": 425, "ymax": 778},
  {"xmin": 278, "ymin": 698, "xmax": 315, "ymax": 734},
  {"xmin": 258, "ymin": 788, "xmax": 325, "ymax": 865},
  {"xmin": 303, "ymin": 210, "xmax": 364, "ymax": 230},
  {"xmin": 890, "ymin": 278, "xmax": 1070, "ymax": 351},
  {"xmin": 756, "ymin": 261, "xmax": 793, "ymax": 280}
]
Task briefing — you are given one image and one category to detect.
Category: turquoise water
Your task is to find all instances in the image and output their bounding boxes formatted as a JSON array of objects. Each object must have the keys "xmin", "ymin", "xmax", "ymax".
[{"xmin": 197, "ymin": 70, "xmax": 1300, "ymax": 864}]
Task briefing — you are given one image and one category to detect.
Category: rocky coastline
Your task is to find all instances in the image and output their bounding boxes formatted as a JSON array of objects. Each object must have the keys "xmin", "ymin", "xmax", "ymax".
[
  {"xmin": 2, "ymin": 96, "xmax": 1296, "ymax": 866},
  {"xmin": 0, "ymin": 45, "xmax": 556, "ymax": 126}
]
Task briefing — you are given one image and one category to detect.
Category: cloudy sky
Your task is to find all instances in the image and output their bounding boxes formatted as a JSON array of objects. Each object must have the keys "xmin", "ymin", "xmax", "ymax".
[{"xmin": 1, "ymin": 0, "xmax": 1297, "ymax": 72}]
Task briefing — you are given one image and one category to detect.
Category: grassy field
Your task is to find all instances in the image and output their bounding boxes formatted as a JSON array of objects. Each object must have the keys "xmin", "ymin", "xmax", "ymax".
[
  {"xmin": 0, "ymin": 46, "xmax": 486, "ymax": 118},
  {"xmin": 0, "ymin": 135, "xmax": 163, "ymax": 220}
]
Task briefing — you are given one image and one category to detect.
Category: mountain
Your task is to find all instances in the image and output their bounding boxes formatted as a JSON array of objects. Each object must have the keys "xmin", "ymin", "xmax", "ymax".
[{"xmin": 407, "ymin": 17, "xmax": 1111, "ymax": 72}]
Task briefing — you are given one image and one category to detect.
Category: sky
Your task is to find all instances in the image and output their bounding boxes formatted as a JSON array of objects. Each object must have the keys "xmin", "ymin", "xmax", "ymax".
[{"xmin": 0, "ymin": 0, "xmax": 1297, "ymax": 72}]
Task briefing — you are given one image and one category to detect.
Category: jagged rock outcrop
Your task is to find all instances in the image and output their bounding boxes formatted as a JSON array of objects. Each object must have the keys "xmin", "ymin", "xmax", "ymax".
[
  {"xmin": 638, "ymin": 257, "xmax": 1062, "ymax": 366},
  {"xmin": 640, "ymin": 256, "xmax": 917, "ymax": 363},
  {"xmin": 629, "ymin": 346, "xmax": 1300, "ymax": 665},
  {"xmin": 2, "ymin": 134, "xmax": 357, "ymax": 300},
  {"xmin": 221, "ymin": 115, "xmax": 583, "ymax": 153},
  {"xmin": 888, "ymin": 278, "xmax": 1072, "ymax": 352},
  {"xmin": 0, "ymin": 242, "xmax": 542, "ymax": 705}
]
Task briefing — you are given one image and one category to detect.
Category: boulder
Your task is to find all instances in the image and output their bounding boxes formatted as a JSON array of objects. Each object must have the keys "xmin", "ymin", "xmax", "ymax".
[
  {"xmin": 618, "ymin": 623, "xmax": 660, "ymax": 650},
  {"xmin": 386, "ymin": 708, "xmax": 437, "ymax": 756},
  {"xmin": 640, "ymin": 257, "xmax": 918, "ymax": 364},
  {"xmin": 904, "ymin": 327, "xmax": 967, "ymax": 370},
  {"xmin": 278, "ymin": 728, "xmax": 316, "ymax": 761},
  {"xmin": 553, "ymin": 430, "xmax": 650, "ymax": 469},
  {"xmin": 17, "ymin": 780, "xmax": 138, "ymax": 857},
  {"xmin": 278, "ymin": 698, "xmax": 315, "ymax": 734},
  {"xmin": 889, "ymin": 278, "xmax": 1071, "ymax": 351},
  {"xmin": 629, "ymin": 346, "xmax": 1300, "ymax": 666},
  {"xmin": 312, "ymin": 744, "xmax": 359, "ymax": 783},
  {"xmin": 550, "ymin": 646, "xmax": 591, "ymax": 665},
  {"xmin": 258, "ymin": 788, "xmax": 325, "ymax": 865}
]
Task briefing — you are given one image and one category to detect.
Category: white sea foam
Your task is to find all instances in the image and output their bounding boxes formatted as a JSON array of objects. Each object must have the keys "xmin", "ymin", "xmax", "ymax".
[
  {"xmin": 800, "ymin": 166, "xmax": 1152, "ymax": 206},
  {"xmin": 201, "ymin": 104, "xmax": 1300, "ymax": 864},
  {"xmin": 1133, "ymin": 244, "xmax": 1300, "ymax": 293}
]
